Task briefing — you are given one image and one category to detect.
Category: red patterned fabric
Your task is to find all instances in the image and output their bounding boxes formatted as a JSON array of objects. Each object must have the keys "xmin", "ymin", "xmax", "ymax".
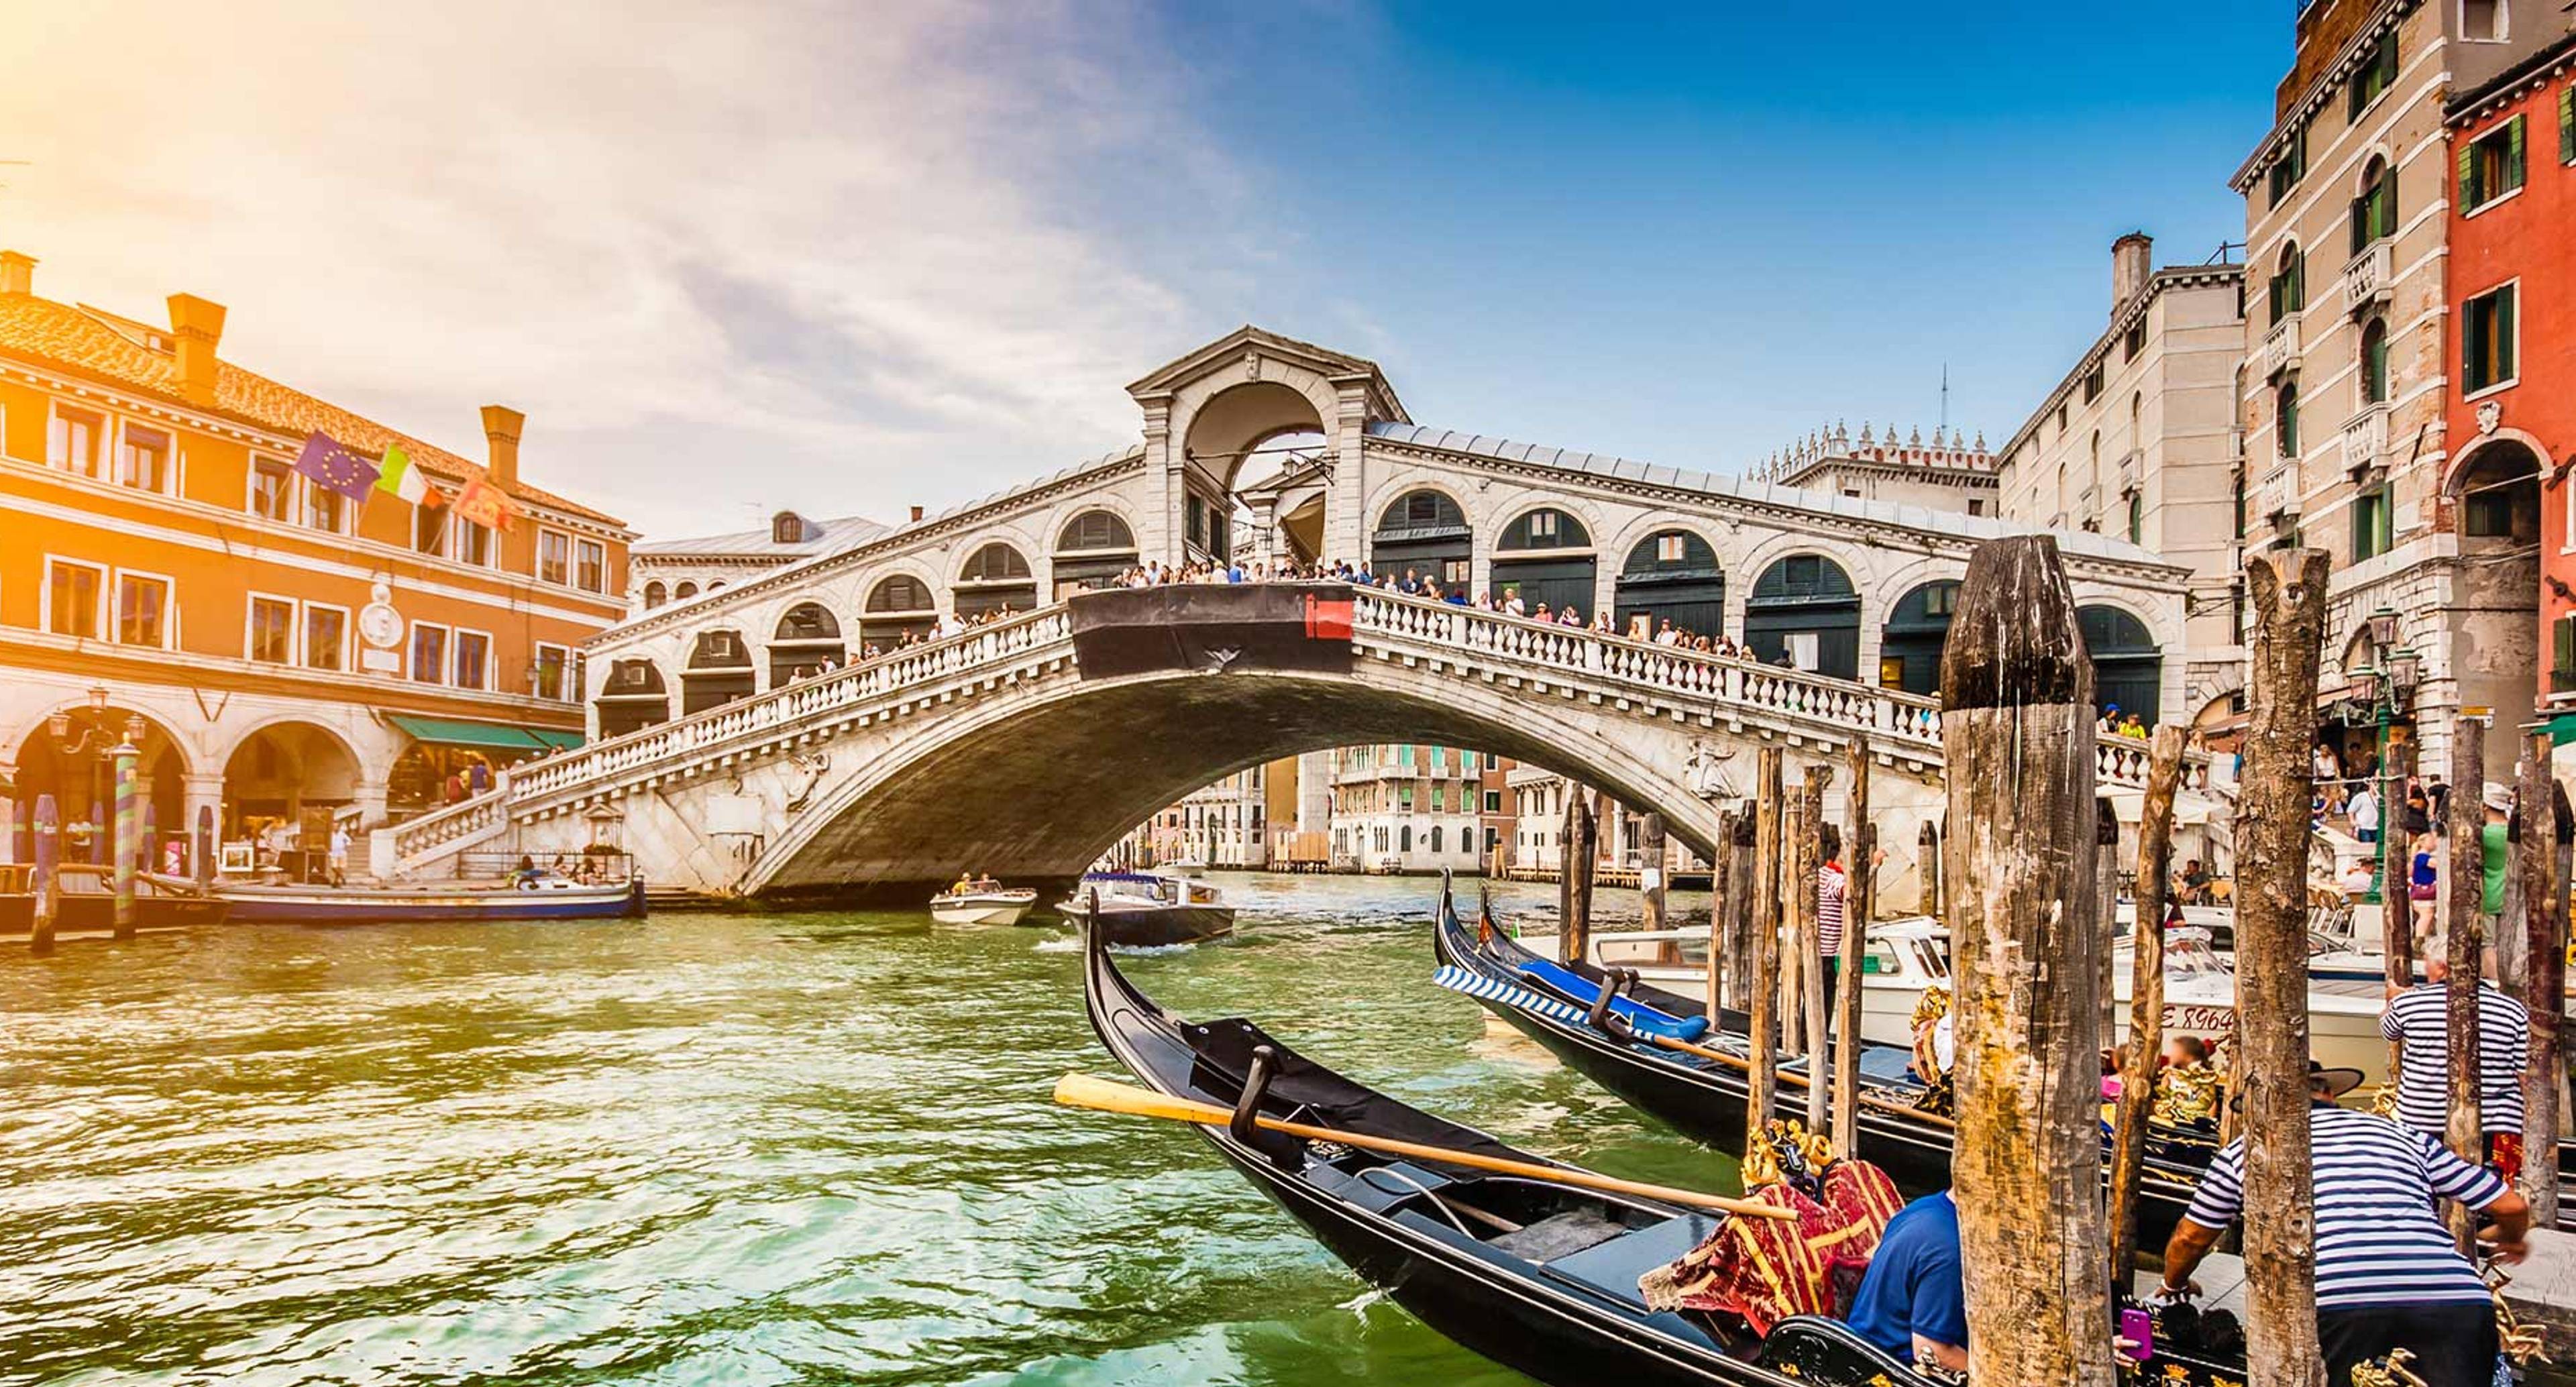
[{"xmin": 1637, "ymin": 1160, "xmax": 1904, "ymax": 1335}]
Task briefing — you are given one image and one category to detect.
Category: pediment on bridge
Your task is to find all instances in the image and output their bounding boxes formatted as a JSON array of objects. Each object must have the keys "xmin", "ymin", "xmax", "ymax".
[{"xmin": 1125, "ymin": 325, "xmax": 1408, "ymax": 424}]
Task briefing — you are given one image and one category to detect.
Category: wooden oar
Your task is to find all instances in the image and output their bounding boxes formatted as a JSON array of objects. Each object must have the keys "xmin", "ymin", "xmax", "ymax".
[{"xmin": 1054, "ymin": 1072, "xmax": 1794, "ymax": 1219}]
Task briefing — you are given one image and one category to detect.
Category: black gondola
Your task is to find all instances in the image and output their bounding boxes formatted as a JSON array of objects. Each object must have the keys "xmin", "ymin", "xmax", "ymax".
[
  {"xmin": 1431, "ymin": 891, "xmax": 2222, "ymax": 1250},
  {"xmin": 1076, "ymin": 895, "xmax": 2247, "ymax": 1387}
]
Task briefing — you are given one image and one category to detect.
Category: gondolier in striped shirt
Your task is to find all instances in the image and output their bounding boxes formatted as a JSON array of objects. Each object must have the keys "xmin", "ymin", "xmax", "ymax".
[
  {"xmin": 1813, "ymin": 828, "xmax": 1881, "ymax": 1015},
  {"xmin": 2159, "ymin": 1061, "xmax": 2530, "ymax": 1387},
  {"xmin": 2381, "ymin": 952, "xmax": 2530, "ymax": 1176}
]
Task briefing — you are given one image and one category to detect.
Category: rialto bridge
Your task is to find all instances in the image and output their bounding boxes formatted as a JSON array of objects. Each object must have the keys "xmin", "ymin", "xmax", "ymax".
[{"xmin": 384, "ymin": 328, "xmax": 2200, "ymax": 903}]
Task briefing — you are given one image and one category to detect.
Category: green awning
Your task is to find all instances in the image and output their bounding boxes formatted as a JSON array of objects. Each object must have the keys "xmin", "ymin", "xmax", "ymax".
[
  {"xmin": 527, "ymin": 728, "xmax": 586, "ymax": 752},
  {"xmin": 2545, "ymin": 712, "xmax": 2576, "ymax": 748},
  {"xmin": 388, "ymin": 715, "xmax": 549, "ymax": 753}
]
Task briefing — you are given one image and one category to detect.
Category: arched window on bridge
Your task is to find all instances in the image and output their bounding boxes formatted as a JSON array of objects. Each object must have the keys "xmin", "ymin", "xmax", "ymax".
[
  {"xmin": 1492, "ymin": 508, "xmax": 1595, "ymax": 620},
  {"xmin": 2078, "ymin": 605, "xmax": 2162, "ymax": 724},
  {"xmin": 1371, "ymin": 490, "xmax": 1471, "ymax": 589},
  {"xmin": 682, "ymin": 629, "xmax": 757, "ymax": 714},
  {"xmin": 1878, "ymin": 580, "xmax": 1960, "ymax": 696},
  {"xmin": 768, "ymin": 602, "xmax": 845, "ymax": 686},
  {"xmin": 861, "ymin": 575, "xmax": 938, "ymax": 649},
  {"xmin": 642, "ymin": 580, "xmax": 667, "ymax": 610},
  {"xmin": 1745, "ymin": 554, "xmax": 1859, "ymax": 679},
  {"xmin": 674, "ymin": 581, "xmax": 699, "ymax": 601},
  {"xmin": 955, "ymin": 542, "xmax": 1037, "ymax": 620},
  {"xmin": 596, "ymin": 658, "xmax": 671, "ymax": 736},
  {"xmin": 1615, "ymin": 529, "xmax": 1723, "ymax": 642},
  {"xmin": 1052, "ymin": 510, "xmax": 1137, "ymax": 600}
]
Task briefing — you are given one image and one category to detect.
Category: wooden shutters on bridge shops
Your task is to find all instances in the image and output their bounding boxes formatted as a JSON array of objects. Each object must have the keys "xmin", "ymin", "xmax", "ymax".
[
  {"xmin": 1745, "ymin": 554, "xmax": 1860, "ymax": 680},
  {"xmin": 682, "ymin": 630, "xmax": 755, "ymax": 715},
  {"xmin": 1614, "ymin": 530, "xmax": 1725, "ymax": 642},
  {"xmin": 596, "ymin": 659, "xmax": 670, "ymax": 736},
  {"xmin": 1490, "ymin": 508, "xmax": 1595, "ymax": 618},
  {"xmin": 1370, "ymin": 490, "xmax": 1471, "ymax": 589}
]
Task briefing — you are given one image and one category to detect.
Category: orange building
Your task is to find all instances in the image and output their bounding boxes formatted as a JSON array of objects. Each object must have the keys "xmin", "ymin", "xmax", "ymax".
[{"xmin": 0, "ymin": 248, "xmax": 633, "ymax": 873}]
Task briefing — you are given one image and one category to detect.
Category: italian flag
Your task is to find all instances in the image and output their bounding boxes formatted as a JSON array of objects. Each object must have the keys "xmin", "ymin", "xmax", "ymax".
[{"xmin": 376, "ymin": 445, "xmax": 441, "ymax": 506}]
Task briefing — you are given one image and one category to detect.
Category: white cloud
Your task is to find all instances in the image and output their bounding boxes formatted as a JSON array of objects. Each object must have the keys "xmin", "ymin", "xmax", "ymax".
[{"xmin": 0, "ymin": 0, "xmax": 1263, "ymax": 536}]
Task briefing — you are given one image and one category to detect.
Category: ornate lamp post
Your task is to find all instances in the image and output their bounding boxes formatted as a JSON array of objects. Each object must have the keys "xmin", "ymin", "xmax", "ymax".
[
  {"xmin": 2345, "ymin": 619, "xmax": 2420, "ymax": 903},
  {"xmin": 45, "ymin": 687, "xmax": 142, "ymax": 865}
]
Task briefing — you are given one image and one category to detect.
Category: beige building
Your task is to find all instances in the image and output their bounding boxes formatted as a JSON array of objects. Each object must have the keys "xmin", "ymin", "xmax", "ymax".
[
  {"xmin": 629, "ymin": 508, "xmax": 889, "ymax": 614},
  {"xmin": 1996, "ymin": 235, "xmax": 2249, "ymax": 726},
  {"xmin": 1328, "ymin": 742, "xmax": 1484, "ymax": 873},
  {"xmin": 1748, "ymin": 423, "xmax": 1996, "ymax": 517},
  {"xmin": 2230, "ymin": 0, "xmax": 2553, "ymax": 781}
]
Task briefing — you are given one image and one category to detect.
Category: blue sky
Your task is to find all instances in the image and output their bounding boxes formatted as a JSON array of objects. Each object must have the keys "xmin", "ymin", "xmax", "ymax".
[{"xmin": 3, "ymin": 3, "xmax": 2288, "ymax": 539}]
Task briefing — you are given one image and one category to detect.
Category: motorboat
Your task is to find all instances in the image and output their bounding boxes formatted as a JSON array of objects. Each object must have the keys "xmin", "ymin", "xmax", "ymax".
[
  {"xmin": 929, "ymin": 877, "xmax": 1039, "ymax": 926},
  {"xmin": 1058, "ymin": 869, "xmax": 1234, "ymax": 946},
  {"xmin": 0, "ymin": 865, "xmax": 229, "ymax": 936},
  {"xmin": 212, "ymin": 873, "xmax": 645, "ymax": 924}
]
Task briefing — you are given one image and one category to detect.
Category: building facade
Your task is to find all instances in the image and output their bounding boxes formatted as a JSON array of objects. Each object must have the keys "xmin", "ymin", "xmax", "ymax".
[
  {"xmin": 1747, "ymin": 423, "xmax": 1997, "ymax": 516},
  {"xmin": 629, "ymin": 508, "xmax": 889, "ymax": 614},
  {"xmin": 1328, "ymin": 742, "xmax": 1484, "ymax": 873},
  {"xmin": 0, "ymin": 249, "xmax": 631, "ymax": 869},
  {"xmin": 2231, "ymin": 0, "xmax": 2568, "ymax": 782},
  {"xmin": 1114, "ymin": 763, "xmax": 1270, "ymax": 869},
  {"xmin": 2443, "ymin": 25, "xmax": 2576, "ymax": 715},
  {"xmin": 1996, "ymin": 235, "xmax": 2249, "ymax": 726}
]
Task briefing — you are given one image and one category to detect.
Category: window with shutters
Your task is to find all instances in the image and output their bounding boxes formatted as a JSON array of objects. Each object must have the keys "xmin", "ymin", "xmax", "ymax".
[
  {"xmin": 2361, "ymin": 319, "xmax": 2392, "ymax": 404},
  {"xmin": 2555, "ymin": 615, "xmax": 2576, "ymax": 694},
  {"xmin": 2353, "ymin": 487, "xmax": 2394, "ymax": 562},
  {"xmin": 2277, "ymin": 384, "xmax": 2300, "ymax": 457},
  {"xmin": 2459, "ymin": 115, "xmax": 2526, "ymax": 213},
  {"xmin": 2349, "ymin": 32, "xmax": 2398, "ymax": 119},
  {"xmin": 2561, "ymin": 83, "xmax": 2574, "ymax": 166},
  {"xmin": 2349, "ymin": 157, "xmax": 2396, "ymax": 254},
  {"xmin": 2463, "ymin": 283, "xmax": 2518, "ymax": 394},
  {"xmin": 2267, "ymin": 123, "xmax": 2308, "ymax": 206},
  {"xmin": 2267, "ymin": 245, "xmax": 2305, "ymax": 325}
]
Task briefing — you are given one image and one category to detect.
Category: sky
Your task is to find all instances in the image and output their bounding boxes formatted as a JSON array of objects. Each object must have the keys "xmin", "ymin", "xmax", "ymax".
[{"xmin": 0, "ymin": 2, "xmax": 2287, "ymax": 541}]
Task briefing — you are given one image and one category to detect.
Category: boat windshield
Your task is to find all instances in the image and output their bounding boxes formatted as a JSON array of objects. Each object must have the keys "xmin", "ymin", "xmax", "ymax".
[{"xmin": 2163, "ymin": 931, "xmax": 2228, "ymax": 979}]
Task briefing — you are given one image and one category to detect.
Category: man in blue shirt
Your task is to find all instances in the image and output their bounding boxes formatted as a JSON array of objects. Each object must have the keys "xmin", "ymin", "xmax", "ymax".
[{"xmin": 1845, "ymin": 1188, "xmax": 1966, "ymax": 1372}]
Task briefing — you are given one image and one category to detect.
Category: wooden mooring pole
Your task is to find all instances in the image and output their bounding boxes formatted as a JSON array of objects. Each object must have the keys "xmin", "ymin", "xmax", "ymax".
[
  {"xmin": 2108, "ymin": 724, "xmax": 2188, "ymax": 1292},
  {"xmin": 1707, "ymin": 808, "xmax": 1734, "ymax": 1025},
  {"xmin": 31, "ymin": 793, "xmax": 58, "ymax": 958},
  {"xmin": 1559, "ymin": 787, "xmax": 1597, "ymax": 966},
  {"xmin": 1748, "ymin": 746, "xmax": 1784, "ymax": 1147},
  {"xmin": 1832, "ymin": 740, "xmax": 1872, "ymax": 1154},
  {"xmin": 1726, "ymin": 812, "xmax": 1756, "ymax": 1014},
  {"xmin": 1780, "ymin": 797, "xmax": 1808, "ymax": 1076},
  {"xmin": 1938, "ymin": 536, "xmax": 2111, "ymax": 1387},
  {"xmin": 2444, "ymin": 712, "xmax": 2487, "ymax": 1252},
  {"xmin": 2519, "ymin": 732, "xmax": 2563, "ymax": 1223},
  {"xmin": 1639, "ymin": 811, "xmax": 1667, "ymax": 938},
  {"xmin": 1799, "ymin": 764, "xmax": 1831, "ymax": 1134},
  {"xmin": 2236, "ymin": 549, "xmax": 2331, "ymax": 1386},
  {"xmin": 2384, "ymin": 738, "xmax": 2418, "ymax": 1087}
]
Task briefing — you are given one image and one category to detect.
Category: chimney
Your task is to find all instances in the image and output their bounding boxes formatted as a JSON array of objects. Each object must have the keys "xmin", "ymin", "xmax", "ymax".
[
  {"xmin": 0, "ymin": 251, "xmax": 33, "ymax": 296},
  {"xmin": 166, "ymin": 294, "xmax": 229, "ymax": 409},
  {"xmin": 2112, "ymin": 232, "xmax": 2153, "ymax": 313},
  {"xmin": 480, "ymin": 404, "xmax": 525, "ymax": 492},
  {"xmin": 909, "ymin": 504, "xmax": 924, "ymax": 522}
]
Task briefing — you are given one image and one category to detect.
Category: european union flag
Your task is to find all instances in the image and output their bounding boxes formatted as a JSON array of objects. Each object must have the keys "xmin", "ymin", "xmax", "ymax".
[{"xmin": 293, "ymin": 431, "xmax": 380, "ymax": 502}]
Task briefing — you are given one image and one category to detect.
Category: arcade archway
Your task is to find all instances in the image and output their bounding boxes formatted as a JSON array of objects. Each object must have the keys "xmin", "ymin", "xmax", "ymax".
[
  {"xmin": 596, "ymin": 659, "xmax": 671, "ymax": 738},
  {"xmin": 223, "ymin": 721, "xmax": 362, "ymax": 843},
  {"xmin": 1371, "ymin": 489, "xmax": 1472, "ymax": 588},
  {"xmin": 8, "ymin": 702, "xmax": 187, "ymax": 867},
  {"xmin": 2078, "ymin": 605, "xmax": 2162, "ymax": 724},
  {"xmin": 861, "ymin": 576, "xmax": 937, "ymax": 649},
  {"xmin": 1615, "ymin": 529, "xmax": 1724, "ymax": 641},
  {"xmin": 1879, "ymin": 580, "xmax": 1960, "ymax": 696},
  {"xmin": 682, "ymin": 629, "xmax": 757, "ymax": 714},
  {"xmin": 769, "ymin": 603, "xmax": 845, "ymax": 685},
  {"xmin": 1491, "ymin": 507, "xmax": 1596, "ymax": 618},
  {"xmin": 1746, "ymin": 555, "xmax": 1860, "ymax": 679}
]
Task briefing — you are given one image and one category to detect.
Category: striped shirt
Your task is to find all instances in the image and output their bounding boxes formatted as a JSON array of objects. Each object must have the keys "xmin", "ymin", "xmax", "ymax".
[
  {"xmin": 1816, "ymin": 864, "xmax": 1848, "ymax": 956},
  {"xmin": 2184, "ymin": 1107, "xmax": 2508, "ymax": 1310},
  {"xmin": 2380, "ymin": 981, "xmax": 2529, "ymax": 1136}
]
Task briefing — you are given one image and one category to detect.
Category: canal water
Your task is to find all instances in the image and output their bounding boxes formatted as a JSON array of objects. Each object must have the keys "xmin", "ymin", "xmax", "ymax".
[{"xmin": 0, "ymin": 874, "xmax": 1732, "ymax": 1386}]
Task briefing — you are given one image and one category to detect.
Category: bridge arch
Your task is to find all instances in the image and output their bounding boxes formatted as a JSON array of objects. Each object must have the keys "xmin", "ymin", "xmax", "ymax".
[
  {"xmin": 860, "ymin": 572, "xmax": 940, "ymax": 650},
  {"xmin": 954, "ymin": 541, "xmax": 1038, "ymax": 620},
  {"xmin": 1490, "ymin": 504, "xmax": 1599, "ymax": 619},
  {"xmin": 746, "ymin": 661, "xmax": 1751, "ymax": 899},
  {"xmin": 2078, "ymin": 602, "xmax": 2163, "ymax": 724},
  {"xmin": 768, "ymin": 602, "xmax": 845, "ymax": 685},
  {"xmin": 1744, "ymin": 552, "xmax": 1861, "ymax": 679},
  {"xmin": 1370, "ymin": 486, "xmax": 1474, "ymax": 589},
  {"xmin": 1878, "ymin": 579, "xmax": 1962, "ymax": 696},
  {"xmin": 1613, "ymin": 526, "xmax": 1726, "ymax": 642},
  {"xmin": 1049, "ymin": 506, "xmax": 1140, "ymax": 598},
  {"xmin": 596, "ymin": 657, "xmax": 671, "ymax": 736},
  {"xmin": 681, "ymin": 628, "xmax": 757, "ymax": 714}
]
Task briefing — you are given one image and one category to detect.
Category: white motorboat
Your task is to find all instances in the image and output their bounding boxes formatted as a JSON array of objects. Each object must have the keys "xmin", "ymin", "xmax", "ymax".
[
  {"xmin": 1059, "ymin": 870, "xmax": 1234, "ymax": 946},
  {"xmin": 928, "ymin": 877, "xmax": 1038, "ymax": 926}
]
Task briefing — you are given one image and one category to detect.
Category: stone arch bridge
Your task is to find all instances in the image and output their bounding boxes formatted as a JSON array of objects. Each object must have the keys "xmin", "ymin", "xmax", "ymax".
[{"xmin": 392, "ymin": 583, "xmax": 2200, "ymax": 904}]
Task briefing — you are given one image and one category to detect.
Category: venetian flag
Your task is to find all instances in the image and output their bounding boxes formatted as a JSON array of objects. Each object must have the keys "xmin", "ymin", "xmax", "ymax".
[
  {"xmin": 453, "ymin": 476, "xmax": 521, "ymax": 531},
  {"xmin": 292, "ymin": 431, "xmax": 379, "ymax": 501},
  {"xmin": 376, "ymin": 445, "xmax": 440, "ymax": 506}
]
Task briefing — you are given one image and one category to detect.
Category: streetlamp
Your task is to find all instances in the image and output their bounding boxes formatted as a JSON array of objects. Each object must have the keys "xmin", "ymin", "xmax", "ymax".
[
  {"xmin": 2347, "ymin": 637, "xmax": 2420, "ymax": 905},
  {"xmin": 45, "ymin": 687, "xmax": 140, "ymax": 865}
]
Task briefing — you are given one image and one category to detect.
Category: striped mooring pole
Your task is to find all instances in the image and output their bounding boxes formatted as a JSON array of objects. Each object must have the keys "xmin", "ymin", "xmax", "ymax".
[
  {"xmin": 32, "ymin": 793, "xmax": 59, "ymax": 956},
  {"xmin": 111, "ymin": 733, "xmax": 139, "ymax": 942}
]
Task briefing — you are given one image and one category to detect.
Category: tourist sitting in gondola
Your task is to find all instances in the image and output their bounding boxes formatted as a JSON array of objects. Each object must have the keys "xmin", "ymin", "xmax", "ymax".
[{"xmin": 1841, "ymin": 1186, "xmax": 1965, "ymax": 1375}]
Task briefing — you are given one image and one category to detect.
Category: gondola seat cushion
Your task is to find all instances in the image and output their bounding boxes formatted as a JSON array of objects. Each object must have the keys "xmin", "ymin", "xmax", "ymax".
[
  {"xmin": 1635, "ymin": 1160, "xmax": 1904, "ymax": 1336},
  {"xmin": 1512, "ymin": 959, "xmax": 1712, "ymax": 1044},
  {"xmin": 1537, "ymin": 1213, "xmax": 1720, "ymax": 1307}
]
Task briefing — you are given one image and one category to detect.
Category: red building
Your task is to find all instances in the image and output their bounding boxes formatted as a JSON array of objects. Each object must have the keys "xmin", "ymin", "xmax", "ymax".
[{"xmin": 2447, "ymin": 33, "xmax": 2576, "ymax": 707}]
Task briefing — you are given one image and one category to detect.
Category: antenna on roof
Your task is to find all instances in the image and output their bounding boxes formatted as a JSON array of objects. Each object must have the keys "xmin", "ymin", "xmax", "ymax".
[{"xmin": 1939, "ymin": 364, "xmax": 1951, "ymax": 434}]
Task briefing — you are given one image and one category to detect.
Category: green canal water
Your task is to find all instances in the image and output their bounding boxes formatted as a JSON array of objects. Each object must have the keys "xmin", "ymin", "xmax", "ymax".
[{"xmin": 0, "ymin": 874, "xmax": 1733, "ymax": 1386}]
